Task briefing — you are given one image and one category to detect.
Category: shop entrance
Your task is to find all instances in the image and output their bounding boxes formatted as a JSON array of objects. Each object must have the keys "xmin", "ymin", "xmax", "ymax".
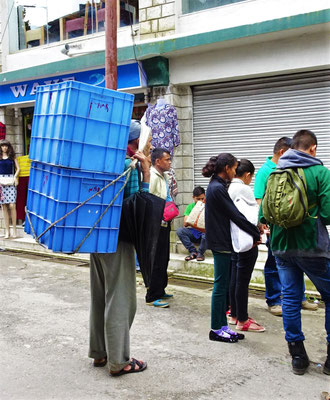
[{"xmin": 21, "ymin": 107, "xmax": 34, "ymax": 155}]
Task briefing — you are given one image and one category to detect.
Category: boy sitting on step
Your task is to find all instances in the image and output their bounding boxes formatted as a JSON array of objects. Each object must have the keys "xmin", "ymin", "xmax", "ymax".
[{"xmin": 177, "ymin": 186, "xmax": 206, "ymax": 262}]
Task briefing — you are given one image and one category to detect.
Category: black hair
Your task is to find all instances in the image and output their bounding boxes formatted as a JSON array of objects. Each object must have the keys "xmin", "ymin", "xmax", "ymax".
[
  {"xmin": 273, "ymin": 137, "xmax": 292, "ymax": 154},
  {"xmin": 193, "ymin": 186, "xmax": 205, "ymax": 197},
  {"xmin": 202, "ymin": 153, "xmax": 237, "ymax": 178},
  {"xmin": 151, "ymin": 147, "xmax": 171, "ymax": 166},
  {"xmin": 235, "ymin": 159, "xmax": 255, "ymax": 177},
  {"xmin": 292, "ymin": 129, "xmax": 317, "ymax": 150},
  {"xmin": 0, "ymin": 139, "xmax": 16, "ymax": 160}
]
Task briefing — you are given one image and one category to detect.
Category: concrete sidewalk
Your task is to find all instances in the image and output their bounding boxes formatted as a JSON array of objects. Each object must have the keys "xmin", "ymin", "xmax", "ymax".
[{"xmin": 0, "ymin": 251, "xmax": 328, "ymax": 400}]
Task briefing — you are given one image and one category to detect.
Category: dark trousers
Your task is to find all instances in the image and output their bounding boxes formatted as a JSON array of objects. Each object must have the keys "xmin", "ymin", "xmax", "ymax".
[
  {"xmin": 229, "ymin": 247, "xmax": 258, "ymax": 322},
  {"xmin": 211, "ymin": 252, "xmax": 231, "ymax": 330},
  {"xmin": 146, "ymin": 224, "xmax": 171, "ymax": 303}
]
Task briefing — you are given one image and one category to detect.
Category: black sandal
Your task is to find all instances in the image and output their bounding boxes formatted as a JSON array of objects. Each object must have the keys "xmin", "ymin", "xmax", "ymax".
[
  {"xmin": 185, "ymin": 253, "xmax": 197, "ymax": 261},
  {"xmin": 110, "ymin": 358, "xmax": 147, "ymax": 377},
  {"xmin": 93, "ymin": 357, "xmax": 107, "ymax": 367}
]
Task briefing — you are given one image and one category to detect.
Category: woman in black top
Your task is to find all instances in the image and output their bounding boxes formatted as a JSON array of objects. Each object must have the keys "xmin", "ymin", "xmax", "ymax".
[{"xmin": 203, "ymin": 153, "xmax": 260, "ymax": 343}]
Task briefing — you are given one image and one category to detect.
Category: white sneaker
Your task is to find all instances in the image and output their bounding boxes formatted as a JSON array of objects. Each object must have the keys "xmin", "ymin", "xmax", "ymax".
[{"xmin": 268, "ymin": 305, "xmax": 282, "ymax": 316}]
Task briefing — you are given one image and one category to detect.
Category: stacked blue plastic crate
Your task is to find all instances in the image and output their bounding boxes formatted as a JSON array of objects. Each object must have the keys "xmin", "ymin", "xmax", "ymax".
[{"xmin": 25, "ymin": 80, "xmax": 134, "ymax": 253}]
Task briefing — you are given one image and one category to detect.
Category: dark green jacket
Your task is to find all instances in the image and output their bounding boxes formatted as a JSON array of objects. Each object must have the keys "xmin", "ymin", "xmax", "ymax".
[{"xmin": 260, "ymin": 149, "xmax": 330, "ymax": 259}]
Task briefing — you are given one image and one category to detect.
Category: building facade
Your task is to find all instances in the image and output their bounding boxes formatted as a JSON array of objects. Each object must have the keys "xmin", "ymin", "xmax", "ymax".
[{"xmin": 0, "ymin": 0, "xmax": 329, "ymax": 243}]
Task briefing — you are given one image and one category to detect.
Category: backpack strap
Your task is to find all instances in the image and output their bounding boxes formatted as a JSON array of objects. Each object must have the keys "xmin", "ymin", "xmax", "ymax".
[{"xmin": 296, "ymin": 167, "xmax": 317, "ymax": 218}]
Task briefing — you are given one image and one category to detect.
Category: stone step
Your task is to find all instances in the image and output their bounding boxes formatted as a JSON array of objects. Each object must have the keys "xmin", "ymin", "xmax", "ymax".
[
  {"xmin": 168, "ymin": 252, "xmax": 265, "ymax": 283},
  {"xmin": 174, "ymin": 240, "xmax": 269, "ymax": 262},
  {"xmin": 168, "ymin": 252, "xmax": 319, "ymax": 296}
]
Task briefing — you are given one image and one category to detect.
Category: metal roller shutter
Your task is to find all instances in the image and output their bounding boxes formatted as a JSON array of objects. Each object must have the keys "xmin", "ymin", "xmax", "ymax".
[{"xmin": 193, "ymin": 70, "xmax": 330, "ymax": 188}]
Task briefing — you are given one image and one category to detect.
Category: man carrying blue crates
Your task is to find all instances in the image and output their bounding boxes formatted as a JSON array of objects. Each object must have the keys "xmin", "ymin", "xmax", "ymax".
[{"xmin": 89, "ymin": 120, "xmax": 150, "ymax": 376}]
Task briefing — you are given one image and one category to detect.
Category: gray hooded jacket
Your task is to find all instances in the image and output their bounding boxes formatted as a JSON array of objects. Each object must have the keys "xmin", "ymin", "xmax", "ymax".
[{"xmin": 277, "ymin": 149, "xmax": 323, "ymax": 169}]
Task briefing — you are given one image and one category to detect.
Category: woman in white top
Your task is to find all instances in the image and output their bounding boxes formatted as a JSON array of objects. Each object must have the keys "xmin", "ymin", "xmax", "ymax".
[
  {"xmin": 228, "ymin": 159, "xmax": 265, "ymax": 332},
  {"xmin": 0, "ymin": 140, "xmax": 20, "ymax": 239}
]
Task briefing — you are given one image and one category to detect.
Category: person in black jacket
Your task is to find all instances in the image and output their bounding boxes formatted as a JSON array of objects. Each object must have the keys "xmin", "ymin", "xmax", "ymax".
[{"xmin": 203, "ymin": 153, "xmax": 261, "ymax": 343}]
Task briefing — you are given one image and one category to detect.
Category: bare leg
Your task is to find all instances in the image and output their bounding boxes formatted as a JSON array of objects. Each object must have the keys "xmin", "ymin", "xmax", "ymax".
[
  {"xmin": 9, "ymin": 203, "xmax": 17, "ymax": 237},
  {"xmin": 2, "ymin": 205, "xmax": 10, "ymax": 238}
]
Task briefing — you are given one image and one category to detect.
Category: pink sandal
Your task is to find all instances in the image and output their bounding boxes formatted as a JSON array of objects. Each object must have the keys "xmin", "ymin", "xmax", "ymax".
[{"xmin": 236, "ymin": 318, "xmax": 265, "ymax": 332}]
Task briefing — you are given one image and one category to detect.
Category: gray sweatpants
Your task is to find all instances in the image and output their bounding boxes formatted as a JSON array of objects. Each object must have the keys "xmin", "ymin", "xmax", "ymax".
[{"xmin": 88, "ymin": 241, "xmax": 136, "ymax": 372}]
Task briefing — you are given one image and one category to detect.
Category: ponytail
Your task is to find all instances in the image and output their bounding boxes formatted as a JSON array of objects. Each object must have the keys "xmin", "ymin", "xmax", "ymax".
[
  {"xmin": 202, "ymin": 153, "xmax": 237, "ymax": 178},
  {"xmin": 235, "ymin": 159, "xmax": 255, "ymax": 177}
]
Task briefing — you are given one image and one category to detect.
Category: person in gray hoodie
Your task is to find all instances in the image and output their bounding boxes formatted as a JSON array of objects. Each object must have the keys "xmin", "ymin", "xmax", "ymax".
[{"xmin": 260, "ymin": 129, "xmax": 330, "ymax": 376}]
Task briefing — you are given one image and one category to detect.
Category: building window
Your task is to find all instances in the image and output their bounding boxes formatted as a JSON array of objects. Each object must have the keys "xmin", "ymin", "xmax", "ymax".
[
  {"xmin": 13, "ymin": 0, "xmax": 138, "ymax": 50},
  {"xmin": 182, "ymin": 0, "xmax": 245, "ymax": 14}
]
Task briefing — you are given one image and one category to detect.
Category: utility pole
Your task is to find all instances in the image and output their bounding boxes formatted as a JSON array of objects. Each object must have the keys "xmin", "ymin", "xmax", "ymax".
[{"xmin": 105, "ymin": 0, "xmax": 117, "ymax": 90}]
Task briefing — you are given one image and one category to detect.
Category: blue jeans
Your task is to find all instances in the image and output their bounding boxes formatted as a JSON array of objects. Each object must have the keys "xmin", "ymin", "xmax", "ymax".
[
  {"xmin": 177, "ymin": 227, "xmax": 206, "ymax": 255},
  {"xmin": 275, "ymin": 256, "xmax": 330, "ymax": 343},
  {"xmin": 264, "ymin": 241, "xmax": 307, "ymax": 305},
  {"xmin": 264, "ymin": 241, "xmax": 282, "ymax": 306}
]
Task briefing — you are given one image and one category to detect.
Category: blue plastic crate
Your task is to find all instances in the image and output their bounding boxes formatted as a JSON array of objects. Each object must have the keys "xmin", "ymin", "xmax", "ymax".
[
  {"xmin": 24, "ymin": 161, "xmax": 126, "ymax": 253},
  {"xmin": 29, "ymin": 80, "xmax": 134, "ymax": 174}
]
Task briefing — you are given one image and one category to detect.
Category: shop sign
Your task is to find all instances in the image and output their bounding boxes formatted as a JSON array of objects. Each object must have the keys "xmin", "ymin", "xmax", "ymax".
[{"xmin": 0, "ymin": 62, "xmax": 146, "ymax": 106}]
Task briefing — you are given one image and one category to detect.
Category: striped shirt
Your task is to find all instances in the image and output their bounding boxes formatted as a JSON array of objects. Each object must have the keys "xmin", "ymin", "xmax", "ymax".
[{"xmin": 124, "ymin": 158, "xmax": 149, "ymax": 198}]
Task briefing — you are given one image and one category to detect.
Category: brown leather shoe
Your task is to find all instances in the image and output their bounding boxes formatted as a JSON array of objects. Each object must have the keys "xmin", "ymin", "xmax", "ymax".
[{"xmin": 93, "ymin": 357, "xmax": 107, "ymax": 367}]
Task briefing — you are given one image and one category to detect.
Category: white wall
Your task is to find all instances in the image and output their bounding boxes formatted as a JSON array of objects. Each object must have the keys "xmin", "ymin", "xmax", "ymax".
[
  {"xmin": 176, "ymin": 0, "xmax": 330, "ymax": 36},
  {"xmin": 169, "ymin": 28, "xmax": 330, "ymax": 85},
  {"xmin": 4, "ymin": 26, "xmax": 135, "ymax": 72},
  {"xmin": 3, "ymin": 0, "xmax": 330, "ymax": 72}
]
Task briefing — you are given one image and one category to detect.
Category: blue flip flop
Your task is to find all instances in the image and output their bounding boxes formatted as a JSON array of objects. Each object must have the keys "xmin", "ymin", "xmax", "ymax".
[
  {"xmin": 147, "ymin": 299, "xmax": 169, "ymax": 308},
  {"xmin": 161, "ymin": 293, "xmax": 173, "ymax": 299}
]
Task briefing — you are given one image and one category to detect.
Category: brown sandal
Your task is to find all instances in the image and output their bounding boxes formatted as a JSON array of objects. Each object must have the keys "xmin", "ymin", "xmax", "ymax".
[
  {"xmin": 196, "ymin": 254, "xmax": 205, "ymax": 261},
  {"xmin": 185, "ymin": 253, "xmax": 197, "ymax": 261}
]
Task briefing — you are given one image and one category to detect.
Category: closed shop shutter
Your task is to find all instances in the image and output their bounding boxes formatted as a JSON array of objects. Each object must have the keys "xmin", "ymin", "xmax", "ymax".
[{"xmin": 193, "ymin": 70, "xmax": 330, "ymax": 188}]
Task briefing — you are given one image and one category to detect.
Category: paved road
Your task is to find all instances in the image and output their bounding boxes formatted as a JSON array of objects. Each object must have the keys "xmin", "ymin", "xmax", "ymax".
[{"xmin": 0, "ymin": 252, "xmax": 328, "ymax": 400}]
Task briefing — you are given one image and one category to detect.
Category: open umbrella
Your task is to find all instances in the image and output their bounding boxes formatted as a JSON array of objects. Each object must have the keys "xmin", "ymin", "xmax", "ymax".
[{"xmin": 119, "ymin": 176, "xmax": 165, "ymax": 288}]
